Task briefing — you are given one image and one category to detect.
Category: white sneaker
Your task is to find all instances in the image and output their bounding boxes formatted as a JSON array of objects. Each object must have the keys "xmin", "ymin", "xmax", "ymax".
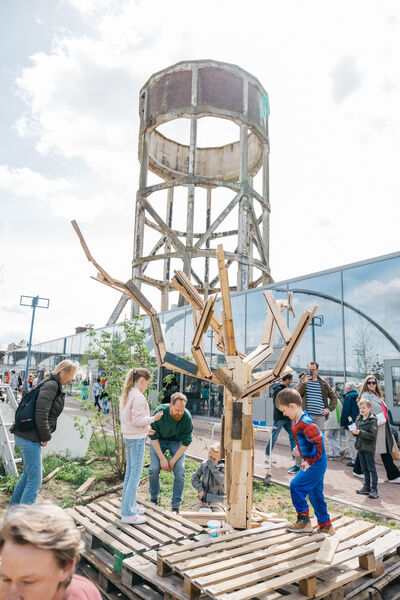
[
  {"xmin": 387, "ymin": 477, "xmax": 400, "ymax": 484},
  {"xmin": 137, "ymin": 507, "xmax": 145, "ymax": 514},
  {"xmin": 264, "ymin": 457, "xmax": 276, "ymax": 464},
  {"xmin": 121, "ymin": 514, "xmax": 147, "ymax": 525},
  {"xmin": 353, "ymin": 472, "xmax": 364, "ymax": 478}
]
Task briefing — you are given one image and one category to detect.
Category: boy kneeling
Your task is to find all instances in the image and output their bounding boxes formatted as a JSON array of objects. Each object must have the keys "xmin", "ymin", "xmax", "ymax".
[
  {"xmin": 276, "ymin": 387, "xmax": 334, "ymax": 535},
  {"xmin": 191, "ymin": 444, "xmax": 225, "ymax": 512}
]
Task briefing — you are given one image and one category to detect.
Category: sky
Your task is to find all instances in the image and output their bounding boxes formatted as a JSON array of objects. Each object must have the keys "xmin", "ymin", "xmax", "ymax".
[{"xmin": 1, "ymin": 0, "xmax": 399, "ymax": 349}]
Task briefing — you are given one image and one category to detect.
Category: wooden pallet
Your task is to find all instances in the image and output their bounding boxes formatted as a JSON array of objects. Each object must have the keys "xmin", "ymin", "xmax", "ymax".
[
  {"xmin": 68, "ymin": 498, "xmax": 203, "ymax": 573},
  {"xmin": 146, "ymin": 516, "xmax": 400, "ymax": 600}
]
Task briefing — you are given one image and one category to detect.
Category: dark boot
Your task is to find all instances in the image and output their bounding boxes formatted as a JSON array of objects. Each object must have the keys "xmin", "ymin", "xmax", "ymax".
[
  {"xmin": 356, "ymin": 486, "xmax": 370, "ymax": 495},
  {"xmin": 368, "ymin": 489, "xmax": 379, "ymax": 499},
  {"xmin": 150, "ymin": 498, "xmax": 158, "ymax": 505}
]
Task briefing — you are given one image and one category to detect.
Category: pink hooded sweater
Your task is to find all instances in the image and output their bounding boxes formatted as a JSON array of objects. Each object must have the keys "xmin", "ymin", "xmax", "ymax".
[{"xmin": 120, "ymin": 387, "xmax": 156, "ymax": 439}]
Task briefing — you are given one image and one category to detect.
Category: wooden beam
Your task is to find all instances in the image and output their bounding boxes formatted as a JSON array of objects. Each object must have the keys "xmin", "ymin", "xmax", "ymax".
[
  {"xmin": 217, "ymin": 245, "xmax": 237, "ymax": 356},
  {"xmin": 191, "ymin": 346, "xmax": 212, "ymax": 379},
  {"xmin": 273, "ymin": 306, "xmax": 318, "ymax": 376},
  {"xmin": 192, "ymin": 296, "xmax": 216, "ymax": 348},
  {"xmin": 71, "ymin": 220, "xmax": 114, "ymax": 284},
  {"xmin": 263, "ymin": 291, "xmax": 291, "ymax": 344}
]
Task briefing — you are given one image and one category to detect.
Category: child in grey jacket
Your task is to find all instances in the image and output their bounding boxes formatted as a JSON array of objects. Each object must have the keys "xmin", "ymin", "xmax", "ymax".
[{"xmin": 191, "ymin": 444, "xmax": 225, "ymax": 512}]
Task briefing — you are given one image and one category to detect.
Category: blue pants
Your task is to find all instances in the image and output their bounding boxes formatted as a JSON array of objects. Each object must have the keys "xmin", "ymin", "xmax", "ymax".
[
  {"xmin": 121, "ymin": 438, "xmax": 145, "ymax": 516},
  {"xmin": 265, "ymin": 419, "xmax": 296, "ymax": 455},
  {"xmin": 102, "ymin": 398, "xmax": 108, "ymax": 414},
  {"xmin": 10, "ymin": 436, "xmax": 42, "ymax": 505},
  {"xmin": 290, "ymin": 454, "xmax": 330, "ymax": 526},
  {"xmin": 149, "ymin": 440, "xmax": 186, "ymax": 509}
]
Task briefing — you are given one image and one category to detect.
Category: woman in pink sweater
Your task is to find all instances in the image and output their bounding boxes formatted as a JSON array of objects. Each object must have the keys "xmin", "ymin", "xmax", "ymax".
[{"xmin": 120, "ymin": 368, "xmax": 163, "ymax": 525}]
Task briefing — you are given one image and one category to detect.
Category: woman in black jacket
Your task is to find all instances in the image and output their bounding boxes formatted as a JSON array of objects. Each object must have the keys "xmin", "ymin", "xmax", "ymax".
[{"xmin": 10, "ymin": 360, "xmax": 78, "ymax": 505}]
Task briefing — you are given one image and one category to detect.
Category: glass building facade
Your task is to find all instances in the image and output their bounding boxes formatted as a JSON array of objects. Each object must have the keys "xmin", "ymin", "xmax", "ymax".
[{"xmin": 4, "ymin": 251, "xmax": 400, "ymax": 423}]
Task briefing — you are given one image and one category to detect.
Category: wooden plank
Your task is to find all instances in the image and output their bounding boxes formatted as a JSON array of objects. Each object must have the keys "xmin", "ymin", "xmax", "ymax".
[
  {"xmin": 214, "ymin": 368, "xmax": 244, "ymax": 398},
  {"xmin": 125, "ymin": 280, "xmax": 157, "ymax": 316},
  {"xmin": 209, "ymin": 545, "xmax": 372, "ymax": 600},
  {"xmin": 231, "ymin": 402, "xmax": 242, "ymax": 440},
  {"xmin": 158, "ymin": 522, "xmax": 287, "ymax": 561},
  {"xmin": 191, "ymin": 346, "xmax": 212, "ymax": 378},
  {"xmin": 163, "ymin": 352, "xmax": 199, "ymax": 376},
  {"xmin": 76, "ymin": 476, "xmax": 96, "ymax": 496},
  {"xmin": 122, "ymin": 556, "xmax": 187, "ymax": 600},
  {"xmin": 315, "ymin": 534, "xmax": 340, "ymax": 564},
  {"xmin": 263, "ymin": 291, "xmax": 292, "ymax": 344},
  {"xmin": 188, "ymin": 533, "xmax": 327, "ymax": 583},
  {"xmin": 136, "ymin": 499, "xmax": 203, "ymax": 534},
  {"xmin": 192, "ymin": 296, "xmax": 216, "ymax": 348},
  {"xmin": 73, "ymin": 505, "xmax": 147, "ymax": 552},
  {"xmin": 273, "ymin": 306, "xmax": 318, "ymax": 376},
  {"xmin": 96, "ymin": 500, "xmax": 176, "ymax": 545},
  {"xmin": 261, "ymin": 310, "xmax": 276, "ymax": 346},
  {"xmin": 71, "ymin": 219, "xmax": 114, "ymax": 284},
  {"xmin": 217, "ymin": 245, "xmax": 237, "ymax": 356},
  {"xmin": 242, "ymin": 344, "xmax": 273, "ymax": 369},
  {"xmin": 241, "ymin": 415, "xmax": 253, "ymax": 450}
]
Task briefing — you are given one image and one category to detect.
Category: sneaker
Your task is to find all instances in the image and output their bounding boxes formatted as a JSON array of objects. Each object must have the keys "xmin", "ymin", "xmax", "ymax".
[
  {"xmin": 121, "ymin": 514, "xmax": 147, "ymax": 525},
  {"xmin": 264, "ymin": 457, "xmax": 276, "ymax": 464},
  {"xmin": 387, "ymin": 477, "xmax": 400, "ymax": 484},
  {"xmin": 150, "ymin": 498, "xmax": 159, "ymax": 505},
  {"xmin": 172, "ymin": 507, "xmax": 179, "ymax": 514},
  {"xmin": 356, "ymin": 487, "xmax": 371, "ymax": 495},
  {"xmin": 368, "ymin": 489, "xmax": 379, "ymax": 499},
  {"xmin": 137, "ymin": 507, "xmax": 145, "ymax": 514},
  {"xmin": 288, "ymin": 465, "xmax": 300, "ymax": 475},
  {"xmin": 286, "ymin": 514, "xmax": 313, "ymax": 534},
  {"xmin": 316, "ymin": 524, "xmax": 335, "ymax": 535},
  {"xmin": 353, "ymin": 471, "xmax": 364, "ymax": 479},
  {"xmin": 346, "ymin": 461, "xmax": 355, "ymax": 467}
]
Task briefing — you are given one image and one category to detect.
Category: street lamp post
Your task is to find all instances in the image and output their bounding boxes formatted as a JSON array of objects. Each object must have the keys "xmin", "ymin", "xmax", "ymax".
[
  {"xmin": 310, "ymin": 315, "xmax": 324, "ymax": 363},
  {"xmin": 20, "ymin": 295, "xmax": 50, "ymax": 391}
]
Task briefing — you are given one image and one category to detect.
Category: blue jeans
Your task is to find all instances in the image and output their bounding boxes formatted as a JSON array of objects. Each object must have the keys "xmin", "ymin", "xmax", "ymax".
[
  {"xmin": 121, "ymin": 438, "xmax": 145, "ymax": 516},
  {"xmin": 10, "ymin": 436, "xmax": 43, "ymax": 505},
  {"xmin": 149, "ymin": 440, "xmax": 186, "ymax": 509},
  {"xmin": 265, "ymin": 419, "xmax": 296, "ymax": 455},
  {"xmin": 102, "ymin": 398, "xmax": 108, "ymax": 414},
  {"xmin": 290, "ymin": 454, "xmax": 330, "ymax": 526}
]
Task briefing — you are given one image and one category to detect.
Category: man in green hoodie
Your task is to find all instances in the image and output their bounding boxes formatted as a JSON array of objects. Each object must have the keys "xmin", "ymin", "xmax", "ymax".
[{"xmin": 149, "ymin": 392, "xmax": 193, "ymax": 512}]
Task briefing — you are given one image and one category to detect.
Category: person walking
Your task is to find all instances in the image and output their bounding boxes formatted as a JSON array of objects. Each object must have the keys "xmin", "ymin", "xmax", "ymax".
[
  {"xmin": 9, "ymin": 360, "xmax": 78, "ymax": 505},
  {"xmin": 265, "ymin": 374, "xmax": 296, "ymax": 469},
  {"xmin": 340, "ymin": 382, "xmax": 360, "ymax": 465},
  {"xmin": 92, "ymin": 378, "xmax": 102, "ymax": 412},
  {"xmin": 294, "ymin": 362, "xmax": 337, "ymax": 473},
  {"xmin": 149, "ymin": 392, "xmax": 193, "ymax": 513},
  {"xmin": 324, "ymin": 398, "xmax": 342, "ymax": 458},
  {"xmin": 9, "ymin": 371, "xmax": 18, "ymax": 400},
  {"xmin": 120, "ymin": 368, "xmax": 163, "ymax": 525},
  {"xmin": 353, "ymin": 375, "xmax": 400, "ymax": 484}
]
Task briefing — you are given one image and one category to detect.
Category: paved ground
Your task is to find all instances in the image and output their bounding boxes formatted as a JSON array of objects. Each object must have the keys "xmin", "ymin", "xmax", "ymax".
[{"xmin": 62, "ymin": 399, "xmax": 400, "ymax": 521}]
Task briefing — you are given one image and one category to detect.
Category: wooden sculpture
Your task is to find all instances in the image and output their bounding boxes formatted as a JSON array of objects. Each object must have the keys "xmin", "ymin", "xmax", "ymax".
[{"xmin": 72, "ymin": 220, "xmax": 317, "ymax": 529}]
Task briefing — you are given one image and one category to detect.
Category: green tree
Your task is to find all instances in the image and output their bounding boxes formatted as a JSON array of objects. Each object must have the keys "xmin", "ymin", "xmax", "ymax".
[{"xmin": 75, "ymin": 317, "xmax": 156, "ymax": 479}]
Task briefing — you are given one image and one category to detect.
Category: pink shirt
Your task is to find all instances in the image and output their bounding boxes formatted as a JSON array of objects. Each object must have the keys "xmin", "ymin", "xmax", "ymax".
[
  {"xmin": 120, "ymin": 387, "xmax": 155, "ymax": 439},
  {"xmin": 66, "ymin": 574, "xmax": 102, "ymax": 599}
]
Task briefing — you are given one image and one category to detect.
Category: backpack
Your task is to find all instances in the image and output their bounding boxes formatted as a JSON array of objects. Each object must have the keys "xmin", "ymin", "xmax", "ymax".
[{"xmin": 13, "ymin": 376, "xmax": 62, "ymax": 432}]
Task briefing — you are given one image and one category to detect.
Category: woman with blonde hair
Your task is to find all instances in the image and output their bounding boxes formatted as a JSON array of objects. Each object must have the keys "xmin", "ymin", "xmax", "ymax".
[
  {"xmin": 10, "ymin": 359, "xmax": 78, "ymax": 505},
  {"xmin": 352, "ymin": 374, "xmax": 400, "ymax": 484},
  {"xmin": 120, "ymin": 367, "xmax": 163, "ymax": 525},
  {"xmin": 0, "ymin": 503, "xmax": 101, "ymax": 599}
]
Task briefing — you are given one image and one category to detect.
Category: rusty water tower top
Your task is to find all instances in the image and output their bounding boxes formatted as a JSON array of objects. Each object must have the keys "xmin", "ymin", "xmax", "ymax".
[{"xmin": 108, "ymin": 59, "xmax": 272, "ymax": 323}]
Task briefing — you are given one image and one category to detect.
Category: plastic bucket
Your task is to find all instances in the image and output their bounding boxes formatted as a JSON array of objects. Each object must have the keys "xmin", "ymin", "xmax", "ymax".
[{"xmin": 207, "ymin": 520, "xmax": 221, "ymax": 537}]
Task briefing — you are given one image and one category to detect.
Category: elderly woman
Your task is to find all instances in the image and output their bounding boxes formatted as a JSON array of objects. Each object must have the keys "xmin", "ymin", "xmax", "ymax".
[
  {"xmin": 0, "ymin": 503, "xmax": 101, "ymax": 599},
  {"xmin": 352, "ymin": 375, "xmax": 400, "ymax": 484},
  {"xmin": 10, "ymin": 359, "xmax": 78, "ymax": 505}
]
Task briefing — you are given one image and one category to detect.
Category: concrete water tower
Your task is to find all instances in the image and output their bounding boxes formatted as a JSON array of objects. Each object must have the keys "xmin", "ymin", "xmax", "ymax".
[{"xmin": 119, "ymin": 60, "xmax": 272, "ymax": 320}]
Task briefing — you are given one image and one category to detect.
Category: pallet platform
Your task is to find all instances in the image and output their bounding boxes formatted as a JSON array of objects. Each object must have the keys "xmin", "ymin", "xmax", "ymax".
[
  {"xmin": 141, "ymin": 516, "xmax": 400, "ymax": 600},
  {"xmin": 69, "ymin": 497, "xmax": 203, "ymax": 573}
]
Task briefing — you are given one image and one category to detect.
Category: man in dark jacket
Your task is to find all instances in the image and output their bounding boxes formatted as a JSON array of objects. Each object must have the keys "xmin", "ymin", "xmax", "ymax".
[
  {"xmin": 340, "ymin": 382, "xmax": 359, "ymax": 465},
  {"xmin": 191, "ymin": 443, "xmax": 225, "ymax": 512},
  {"xmin": 265, "ymin": 374, "xmax": 296, "ymax": 470}
]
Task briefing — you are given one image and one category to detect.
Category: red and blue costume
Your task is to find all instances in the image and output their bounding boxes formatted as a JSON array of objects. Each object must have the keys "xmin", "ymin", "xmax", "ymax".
[{"xmin": 290, "ymin": 411, "xmax": 331, "ymax": 527}]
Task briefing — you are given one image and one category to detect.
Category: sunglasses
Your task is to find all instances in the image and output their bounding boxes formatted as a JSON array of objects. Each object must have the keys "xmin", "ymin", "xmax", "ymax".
[{"xmin": 367, "ymin": 380, "xmax": 376, "ymax": 385}]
